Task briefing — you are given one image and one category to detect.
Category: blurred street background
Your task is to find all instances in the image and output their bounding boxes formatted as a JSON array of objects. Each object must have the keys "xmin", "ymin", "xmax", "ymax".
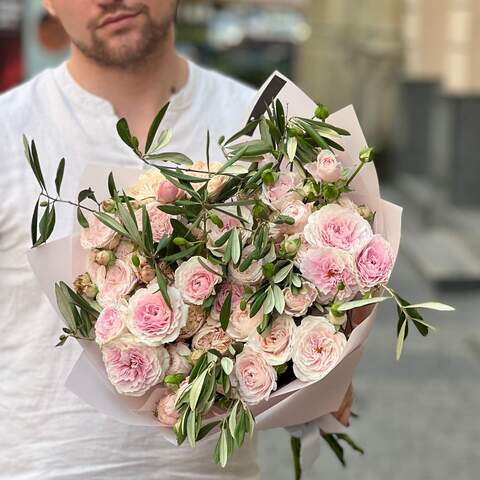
[{"xmin": 1, "ymin": 0, "xmax": 479, "ymax": 478}]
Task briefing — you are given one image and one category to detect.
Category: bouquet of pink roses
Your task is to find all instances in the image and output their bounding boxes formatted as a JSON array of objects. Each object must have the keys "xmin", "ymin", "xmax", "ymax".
[{"xmin": 26, "ymin": 73, "xmax": 453, "ymax": 477}]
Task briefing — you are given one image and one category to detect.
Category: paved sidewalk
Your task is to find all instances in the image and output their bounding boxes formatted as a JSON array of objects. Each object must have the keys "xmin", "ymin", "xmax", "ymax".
[{"xmin": 257, "ymin": 248, "xmax": 480, "ymax": 479}]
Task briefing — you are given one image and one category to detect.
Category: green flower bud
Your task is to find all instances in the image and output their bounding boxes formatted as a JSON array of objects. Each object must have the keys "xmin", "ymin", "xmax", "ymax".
[
  {"xmin": 253, "ymin": 201, "xmax": 269, "ymax": 220},
  {"xmin": 240, "ymin": 299, "xmax": 247, "ymax": 311},
  {"xmin": 101, "ymin": 198, "xmax": 116, "ymax": 213},
  {"xmin": 40, "ymin": 201, "xmax": 49, "ymax": 207},
  {"xmin": 359, "ymin": 146, "xmax": 374, "ymax": 163},
  {"xmin": 261, "ymin": 169, "xmax": 277, "ymax": 187},
  {"xmin": 328, "ymin": 304, "xmax": 347, "ymax": 326},
  {"xmin": 314, "ymin": 104, "xmax": 330, "ymax": 121},
  {"xmin": 280, "ymin": 236, "xmax": 301, "ymax": 256},
  {"xmin": 95, "ymin": 249, "xmax": 116, "ymax": 267},
  {"xmin": 262, "ymin": 263, "xmax": 275, "ymax": 279},
  {"xmin": 173, "ymin": 237, "xmax": 188, "ymax": 247},
  {"xmin": 358, "ymin": 205, "xmax": 375, "ymax": 223},
  {"xmin": 323, "ymin": 184, "xmax": 339, "ymax": 202},
  {"xmin": 287, "ymin": 126, "xmax": 303, "ymax": 137}
]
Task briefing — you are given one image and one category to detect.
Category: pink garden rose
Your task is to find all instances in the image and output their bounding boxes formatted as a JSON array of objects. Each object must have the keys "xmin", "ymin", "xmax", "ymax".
[
  {"xmin": 248, "ymin": 315, "xmax": 296, "ymax": 365},
  {"xmin": 126, "ymin": 284, "xmax": 187, "ymax": 346},
  {"xmin": 114, "ymin": 239, "xmax": 136, "ymax": 261},
  {"xmin": 226, "ymin": 305, "xmax": 264, "ymax": 341},
  {"xmin": 190, "ymin": 161, "xmax": 229, "ymax": 200},
  {"xmin": 292, "ymin": 316, "xmax": 347, "ymax": 382},
  {"xmin": 102, "ymin": 334, "xmax": 169, "ymax": 396},
  {"xmin": 156, "ymin": 180, "xmax": 184, "ymax": 203},
  {"xmin": 305, "ymin": 149, "xmax": 342, "ymax": 183},
  {"xmin": 135, "ymin": 201, "xmax": 173, "ymax": 242},
  {"xmin": 262, "ymin": 171, "xmax": 303, "ymax": 208},
  {"xmin": 303, "ymin": 203, "xmax": 372, "ymax": 253},
  {"xmin": 174, "ymin": 256, "xmax": 222, "ymax": 305},
  {"xmin": 166, "ymin": 342, "xmax": 192, "ymax": 376},
  {"xmin": 127, "ymin": 169, "xmax": 164, "ymax": 203},
  {"xmin": 271, "ymin": 200, "xmax": 313, "ymax": 236},
  {"xmin": 192, "ymin": 324, "xmax": 232, "ymax": 353},
  {"xmin": 300, "ymin": 247, "xmax": 358, "ymax": 303},
  {"xmin": 233, "ymin": 347, "xmax": 277, "ymax": 405},
  {"xmin": 155, "ymin": 391, "xmax": 179, "ymax": 427},
  {"xmin": 95, "ymin": 304, "xmax": 127, "ymax": 345},
  {"xmin": 80, "ymin": 212, "xmax": 120, "ymax": 250},
  {"xmin": 355, "ymin": 234, "xmax": 394, "ymax": 290},
  {"xmin": 283, "ymin": 281, "xmax": 317, "ymax": 317},
  {"xmin": 210, "ymin": 282, "xmax": 245, "ymax": 321},
  {"xmin": 96, "ymin": 259, "xmax": 137, "ymax": 307}
]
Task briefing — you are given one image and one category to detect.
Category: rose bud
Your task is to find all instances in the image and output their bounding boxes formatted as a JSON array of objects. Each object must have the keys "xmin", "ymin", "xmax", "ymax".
[
  {"xmin": 101, "ymin": 198, "xmax": 116, "ymax": 213},
  {"xmin": 302, "ymin": 180, "xmax": 317, "ymax": 201},
  {"xmin": 357, "ymin": 205, "xmax": 375, "ymax": 223},
  {"xmin": 314, "ymin": 103, "xmax": 330, "ymax": 121},
  {"xmin": 156, "ymin": 180, "xmax": 182, "ymax": 204},
  {"xmin": 261, "ymin": 168, "xmax": 277, "ymax": 187},
  {"xmin": 359, "ymin": 146, "xmax": 374, "ymax": 163},
  {"xmin": 73, "ymin": 272, "xmax": 98, "ymax": 299},
  {"xmin": 328, "ymin": 304, "xmax": 347, "ymax": 326},
  {"xmin": 139, "ymin": 264, "xmax": 156, "ymax": 284},
  {"xmin": 280, "ymin": 235, "xmax": 301, "ymax": 257},
  {"xmin": 95, "ymin": 249, "xmax": 116, "ymax": 267}
]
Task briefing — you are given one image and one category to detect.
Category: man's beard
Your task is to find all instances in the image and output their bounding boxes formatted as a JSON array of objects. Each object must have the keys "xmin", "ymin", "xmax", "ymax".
[{"xmin": 73, "ymin": 3, "xmax": 176, "ymax": 70}]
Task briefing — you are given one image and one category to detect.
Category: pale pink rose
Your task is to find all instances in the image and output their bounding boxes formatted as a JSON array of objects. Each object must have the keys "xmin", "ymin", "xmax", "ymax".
[
  {"xmin": 248, "ymin": 315, "xmax": 296, "ymax": 365},
  {"xmin": 135, "ymin": 201, "xmax": 173, "ymax": 242},
  {"xmin": 192, "ymin": 324, "xmax": 232, "ymax": 353},
  {"xmin": 175, "ymin": 256, "xmax": 222, "ymax": 305},
  {"xmin": 262, "ymin": 171, "xmax": 303, "ymax": 208},
  {"xmin": 156, "ymin": 180, "xmax": 184, "ymax": 203},
  {"xmin": 305, "ymin": 150, "xmax": 342, "ymax": 183},
  {"xmin": 292, "ymin": 316, "xmax": 347, "ymax": 382},
  {"xmin": 115, "ymin": 240, "xmax": 136, "ymax": 260},
  {"xmin": 293, "ymin": 235, "xmax": 312, "ymax": 268},
  {"xmin": 155, "ymin": 391, "xmax": 179, "ymax": 427},
  {"xmin": 272, "ymin": 200, "xmax": 313, "ymax": 236},
  {"xmin": 102, "ymin": 334, "xmax": 169, "ymax": 396},
  {"xmin": 229, "ymin": 245, "xmax": 263, "ymax": 285},
  {"xmin": 96, "ymin": 259, "xmax": 137, "ymax": 307},
  {"xmin": 304, "ymin": 203, "xmax": 372, "ymax": 253},
  {"xmin": 258, "ymin": 152, "xmax": 278, "ymax": 169},
  {"xmin": 227, "ymin": 305, "xmax": 263, "ymax": 341},
  {"xmin": 355, "ymin": 235, "xmax": 394, "ymax": 290},
  {"xmin": 166, "ymin": 342, "xmax": 192, "ymax": 376},
  {"xmin": 86, "ymin": 250, "xmax": 102, "ymax": 285},
  {"xmin": 126, "ymin": 283, "xmax": 187, "ymax": 346},
  {"xmin": 283, "ymin": 281, "xmax": 318, "ymax": 317},
  {"xmin": 127, "ymin": 169, "xmax": 165, "ymax": 203},
  {"xmin": 178, "ymin": 305, "xmax": 207, "ymax": 339},
  {"xmin": 80, "ymin": 212, "xmax": 120, "ymax": 250},
  {"xmin": 206, "ymin": 206, "xmax": 253, "ymax": 255},
  {"xmin": 190, "ymin": 161, "xmax": 228, "ymax": 200},
  {"xmin": 300, "ymin": 247, "xmax": 358, "ymax": 303},
  {"xmin": 95, "ymin": 305, "xmax": 127, "ymax": 345},
  {"xmin": 210, "ymin": 283, "xmax": 245, "ymax": 321},
  {"xmin": 233, "ymin": 347, "xmax": 277, "ymax": 405}
]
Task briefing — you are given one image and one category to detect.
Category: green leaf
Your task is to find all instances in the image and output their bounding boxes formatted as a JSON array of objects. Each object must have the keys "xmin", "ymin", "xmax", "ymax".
[
  {"xmin": 163, "ymin": 244, "xmax": 198, "ymax": 263},
  {"xmin": 273, "ymin": 284, "xmax": 285, "ymax": 314},
  {"xmin": 336, "ymin": 433, "xmax": 365, "ymax": 455},
  {"xmin": 273, "ymin": 262, "xmax": 293, "ymax": 284},
  {"xmin": 55, "ymin": 283, "xmax": 77, "ymax": 332},
  {"xmin": 234, "ymin": 412, "xmax": 247, "ymax": 448},
  {"xmin": 245, "ymin": 407, "xmax": 255, "ymax": 438},
  {"xmin": 78, "ymin": 188, "xmax": 97, "ymax": 204},
  {"xmin": 337, "ymin": 296, "xmax": 390, "ymax": 312},
  {"xmin": 231, "ymin": 229, "xmax": 241, "ymax": 265},
  {"xmin": 220, "ymin": 291, "xmax": 233, "ymax": 331},
  {"xmin": 219, "ymin": 429, "xmax": 229, "ymax": 468},
  {"xmin": 187, "ymin": 411, "xmax": 197, "ymax": 448},
  {"xmin": 275, "ymin": 99, "xmax": 286, "ymax": 133},
  {"xmin": 30, "ymin": 140, "xmax": 47, "ymax": 191},
  {"xmin": 323, "ymin": 434, "xmax": 346, "ymax": 467},
  {"xmin": 197, "ymin": 421, "xmax": 221, "ymax": 441},
  {"xmin": 145, "ymin": 102, "xmax": 170, "ymax": 153},
  {"xmin": 405, "ymin": 302, "xmax": 454, "ymax": 311},
  {"xmin": 108, "ymin": 172, "xmax": 117, "ymax": 198},
  {"xmin": 228, "ymin": 401, "xmax": 239, "ymax": 438},
  {"xmin": 189, "ymin": 369, "xmax": 209, "ymax": 410},
  {"xmin": 264, "ymin": 287, "xmax": 275, "ymax": 314},
  {"xmin": 54, "ymin": 158, "xmax": 65, "ymax": 196},
  {"xmin": 221, "ymin": 357, "xmax": 234, "ymax": 376},
  {"xmin": 77, "ymin": 207, "xmax": 89, "ymax": 228},
  {"xmin": 31, "ymin": 198, "xmax": 39, "ymax": 246},
  {"xmin": 94, "ymin": 212, "xmax": 129, "ymax": 237},
  {"xmin": 214, "ymin": 230, "xmax": 232, "ymax": 248},
  {"xmin": 155, "ymin": 265, "xmax": 172, "ymax": 310},
  {"xmin": 396, "ymin": 318, "xmax": 407, "ymax": 361},
  {"xmin": 164, "ymin": 373, "xmax": 186, "ymax": 385},
  {"xmin": 224, "ymin": 118, "xmax": 261, "ymax": 146},
  {"xmin": 250, "ymin": 290, "xmax": 268, "ymax": 318},
  {"xmin": 298, "ymin": 120, "xmax": 329, "ymax": 149},
  {"xmin": 141, "ymin": 205, "xmax": 154, "ymax": 255},
  {"xmin": 147, "ymin": 152, "xmax": 193, "ymax": 166},
  {"xmin": 116, "ymin": 118, "xmax": 134, "ymax": 148},
  {"xmin": 287, "ymin": 136, "xmax": 298, "ymax": 161}
]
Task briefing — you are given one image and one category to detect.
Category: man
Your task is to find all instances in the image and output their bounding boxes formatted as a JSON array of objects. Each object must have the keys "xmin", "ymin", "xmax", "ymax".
[
  {"xmin": 0, "ymin": 2, "xmax": 352, "ymax": 478},
  {"xmin": 0, "ymin": 1, "xmax": 259, "ymax": 479}
]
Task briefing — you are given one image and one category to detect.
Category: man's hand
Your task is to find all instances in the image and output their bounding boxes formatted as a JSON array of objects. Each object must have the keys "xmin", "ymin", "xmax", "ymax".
[{"xmin": 332, "ymin": 383, "xmax": 353, "ymax": 426}]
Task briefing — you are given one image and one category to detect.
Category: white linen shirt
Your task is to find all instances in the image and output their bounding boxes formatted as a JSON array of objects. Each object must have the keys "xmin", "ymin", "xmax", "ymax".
[{"xmin": 0, "ymin": 59, "xmax": 259, "ymax": 480}]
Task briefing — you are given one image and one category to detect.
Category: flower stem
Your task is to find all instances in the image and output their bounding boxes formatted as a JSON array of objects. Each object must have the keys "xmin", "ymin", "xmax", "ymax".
[
  {"xmin": 344, "ymin": 161, "xmax": 365, "ymax": 188},
  {"xmin": 290, "ymin": 436, "xmax": 302, "ymax": 480}
]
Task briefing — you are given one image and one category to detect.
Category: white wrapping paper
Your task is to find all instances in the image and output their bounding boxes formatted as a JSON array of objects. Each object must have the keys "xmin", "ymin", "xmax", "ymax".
[{"xmin": 27, "ymin": 73, "xmax": 402, "ymax": 453}]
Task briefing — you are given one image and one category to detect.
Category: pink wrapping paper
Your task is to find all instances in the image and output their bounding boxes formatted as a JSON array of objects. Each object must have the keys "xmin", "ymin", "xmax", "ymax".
[{"xmin": 27, "ymin": 73, "xmax": 402, "ymax": 438}]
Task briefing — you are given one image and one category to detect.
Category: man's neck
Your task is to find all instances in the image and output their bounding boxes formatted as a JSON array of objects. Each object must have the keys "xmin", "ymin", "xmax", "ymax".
[{"xmin": 67, "ymin": 32, "xmax": 188, "ymax": 148}]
